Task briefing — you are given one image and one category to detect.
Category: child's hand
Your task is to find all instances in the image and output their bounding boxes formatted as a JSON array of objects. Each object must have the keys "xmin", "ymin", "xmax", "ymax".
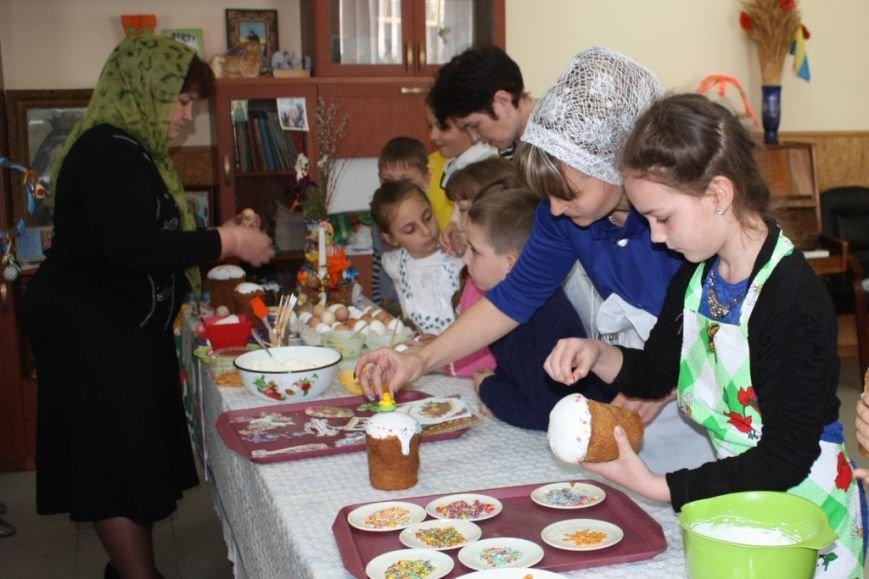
[
  {"xmin": 543, "ymin": 338, "xmax": 602, "ymax": 385},
  {"xmin": 439, "ymin": 223, "xmax": 467, "ymax": 257},
  {"xmin": 582, "ymin": 426, "xmax": 671, "ymax": 503},
  {"xmin": 611, "ymin": 391, "xmax": 674, "ymax": 425},
  {"xmin": 856, "ymin": 393, "xmax": 869, "ymax": 455}
]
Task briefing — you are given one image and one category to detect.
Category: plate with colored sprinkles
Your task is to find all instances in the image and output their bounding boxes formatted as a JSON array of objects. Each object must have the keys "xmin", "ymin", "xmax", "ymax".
[
  {"xmin": 530, "ymin": 481, "xmax": 606, "ymax": 510},
  {"xmin": 348, "ymin": 501, "xmax": 427, "ymax": 532},
  {"xmin": 399, "ymin": 519, "xmax": 482, "ymax": 550},
  {"xmin": 540, "ymin": 518, "xmax": 624, "ymax": 552},
  {"xmin": 424, "ymin": 493, "xmax": 503, "ymax": 521},
  {"xmin": 364, "ymin": 548, "xmax": 454, "ymax": 579},
  {"xmin": 457, "ymin": 537, "xmax": 544, "ymax": 571}
]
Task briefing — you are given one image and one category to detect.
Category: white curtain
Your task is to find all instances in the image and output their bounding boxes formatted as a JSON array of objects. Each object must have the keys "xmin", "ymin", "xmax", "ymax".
[{"xmin": 339, "ymin": 0, "xmax": 402, "ymax": 65}]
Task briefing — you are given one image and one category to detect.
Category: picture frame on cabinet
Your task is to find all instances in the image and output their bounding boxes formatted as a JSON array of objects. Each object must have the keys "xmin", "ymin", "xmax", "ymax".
[
  {"xmin": 5, "ymin": 89, "xmax": 93, "ymax": 227},
  {"xmin": 185, "ymin": 189, "xmax": 212, "ymax": 228},
  {"xmin": 277, "ymin": 97, "xmax": 309, "ymax": 131},
  {"xmin": 225, "ymin": 9, "xmax": 278, "ymax": 73},
  {"xmin": 163, "ymin": 28, "xmax": 205, "ymax": 59}
]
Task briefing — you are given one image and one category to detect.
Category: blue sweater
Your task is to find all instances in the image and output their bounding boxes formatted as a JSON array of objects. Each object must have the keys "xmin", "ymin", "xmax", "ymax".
[
  {"xmin": 487, "ymin": 201, "xmax": 683, "ymax": 323},
  {"xmin": 478, "ymin": 288, "xmax": 616, "ymax": 430}
]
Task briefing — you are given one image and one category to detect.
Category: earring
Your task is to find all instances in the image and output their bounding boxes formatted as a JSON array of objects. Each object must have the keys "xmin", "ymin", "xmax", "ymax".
[{"xmin": 715, "ymin": 207, "xmax": 725, "ymax": 215}]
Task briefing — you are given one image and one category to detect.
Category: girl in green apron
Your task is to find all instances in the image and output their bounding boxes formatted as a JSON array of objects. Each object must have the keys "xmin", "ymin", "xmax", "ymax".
[{"xmin": 544, "ymin": 93, "xmax": 866, "ymax": 578}]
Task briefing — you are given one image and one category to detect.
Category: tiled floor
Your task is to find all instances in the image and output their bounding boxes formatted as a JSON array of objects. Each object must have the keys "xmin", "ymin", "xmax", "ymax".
[{"xmin": 0, "ymin": 357, "xmax": 866, "ymax": 579}]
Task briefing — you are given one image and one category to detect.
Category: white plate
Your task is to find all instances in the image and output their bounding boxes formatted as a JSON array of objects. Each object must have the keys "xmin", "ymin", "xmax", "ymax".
[
  {"xmin": 399, "ymin": 519, "xmax": 482, "ymax": 550},
  {"xmin": 540, "ymin": 518, "xmax": 624, "ymax": 552},
  {"xmin": 530, "ymin": 482, "xmax": 606, "ymax": 510},
  {"xmin": 347, "ymin": 501, "xmax": 427, "ymax": 532},
  {"xmin": 456, "ymin": 569, "xmax": 568, "ymax": 578},
  {"xmin": 457, "ymin": 537, "xmax": 544, "ymax": 570},
  {"xmin": 365, "ymin": 548, "xmax": 454, "ymax": 579},
  {"xmin": 425, "ymin": 493, "xmax": 503, "ymax": 521}
]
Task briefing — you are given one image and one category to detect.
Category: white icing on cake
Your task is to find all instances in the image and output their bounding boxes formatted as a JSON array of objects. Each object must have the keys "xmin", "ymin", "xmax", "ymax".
[
  {"xmin": 234, "ymin": 282, "xmax": 264, "ymax": 294},
  {"xmin": 548, "ymin": 393, "xmax": 592, "ymax": 463},
  {"xmin": 366, "ymin": 412, "xmax": 421, "ymax": 455},
  {"xmin": 207, "ymin": 264, "xmax": 245, "ymax": 280}
]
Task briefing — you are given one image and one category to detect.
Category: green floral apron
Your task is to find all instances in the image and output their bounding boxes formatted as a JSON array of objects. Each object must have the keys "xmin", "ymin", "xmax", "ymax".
[{"xmin": 677, "ymin": 231, "xmax": 864, "ymax": 578}]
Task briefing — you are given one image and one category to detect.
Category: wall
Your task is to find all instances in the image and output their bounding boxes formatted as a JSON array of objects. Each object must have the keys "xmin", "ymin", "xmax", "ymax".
[
  {"xmin": 2, "ymin": 1, "xmax": 867, "ymax": 137},
  {"xmin": 2, "ymin": 1, "xmax": 867, "ymax": 209}
]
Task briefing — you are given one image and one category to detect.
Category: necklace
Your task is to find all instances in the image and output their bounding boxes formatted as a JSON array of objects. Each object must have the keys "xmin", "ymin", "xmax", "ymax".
[{"xmin": 706, "ymin": 266, "xmax": 746, "ymax": 320}]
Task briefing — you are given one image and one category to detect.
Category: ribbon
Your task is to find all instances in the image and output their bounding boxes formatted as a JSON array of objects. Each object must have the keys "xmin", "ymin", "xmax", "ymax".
[{"xmin": 695, "ymin": 75, "xmax": 760, "ymax": 128}]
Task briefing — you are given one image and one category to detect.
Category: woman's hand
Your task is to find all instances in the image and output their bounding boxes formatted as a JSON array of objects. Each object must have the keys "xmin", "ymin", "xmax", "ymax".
[
  {"xmin": 217, "ymin": 225, "xmax": 275, "ymax": 267},
  {"xmin": 544, "ymin": 338, "xmax": 602, "ymax": 385},
  {"xmin": 223, "ymin": 209, "xmax": 261, "ymax": 230},
  {"xmin": 856, "ymin": 393, "xmax": 869, "ymax": 453},
  {"xmin": 354, "ymin": 348, "xmax": 426, "ymax": 398},
  {"xmin": 611, "ymin": 391, "xmax": 674, "ymax": 425},
  {"xmin": 582, "ymin": 426, "xmax": 671, "ymax": 503}
]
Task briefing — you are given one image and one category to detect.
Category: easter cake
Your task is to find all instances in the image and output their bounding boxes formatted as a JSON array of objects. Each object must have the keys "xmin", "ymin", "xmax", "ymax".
[
  {"xmin": 548, "ymin": 393, "xmax": 644, "ymax": 463},
  {"xmin": 205, "ymin": 264, "xmax": 246, "ymax": 312},
  {"xmin": 365, "ymin": 412, "xmax": 422, "ymax": 490}
]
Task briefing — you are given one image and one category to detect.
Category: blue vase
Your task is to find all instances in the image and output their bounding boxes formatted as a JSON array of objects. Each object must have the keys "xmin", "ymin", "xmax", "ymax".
[{"xmin": 761, "ymin": 85, "xmax": 782, "ymax": 145}]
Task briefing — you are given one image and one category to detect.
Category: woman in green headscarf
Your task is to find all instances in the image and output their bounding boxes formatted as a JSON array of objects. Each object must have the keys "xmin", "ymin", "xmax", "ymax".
[{"xmin": 23, "ymin": 35, "xmax": 273, "ymax": 579}]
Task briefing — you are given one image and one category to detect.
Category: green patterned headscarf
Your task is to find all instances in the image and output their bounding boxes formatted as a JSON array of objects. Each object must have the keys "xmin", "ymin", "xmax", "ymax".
[{"xmin": 51, "ymin": 35, "xmax": 202, "ymax": 294}]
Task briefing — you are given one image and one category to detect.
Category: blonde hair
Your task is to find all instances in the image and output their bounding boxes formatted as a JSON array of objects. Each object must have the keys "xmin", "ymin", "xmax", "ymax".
[{"xmin": 514, "ymin": 141, "xmax": 574, "ymax": 201}]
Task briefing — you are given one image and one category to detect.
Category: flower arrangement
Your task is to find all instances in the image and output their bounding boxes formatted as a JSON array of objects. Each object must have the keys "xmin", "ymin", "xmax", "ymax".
[
  {"xmin": 286, "ymin": 97, "xmax": 349, "ymax": 221},
  {"xmin": 738, "ymin": 0, "xmax": 805, "ymax": 85}
]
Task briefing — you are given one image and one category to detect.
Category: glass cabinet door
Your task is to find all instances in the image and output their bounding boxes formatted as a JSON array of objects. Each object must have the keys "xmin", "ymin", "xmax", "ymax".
[{"xmin": 305, "ymin": 0, "xmax": 504, "ymax": 76}]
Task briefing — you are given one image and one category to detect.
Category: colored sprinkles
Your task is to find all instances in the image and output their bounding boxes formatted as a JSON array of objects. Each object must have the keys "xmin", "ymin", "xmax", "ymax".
[
  {"xmin": 435, "ymin": 499, "xmax": 495, "ymax": 520},
  {"xmin": 542, "ymin": 488, "xmax": 596, "ymax": 507},
  {"xmin": 385, "ymin": 558, "xmax": 435, "ymax": 579},
  {"xmin": 414, "ymin": 526, "xmax": 467, "ymax": 548},
  {"xmin": 480, "ymin": 546, "xmax": 522, "ymax": 567},
  {"xmin": 363, "ymin": 506, "xmax": 412, "ymax": 529}
]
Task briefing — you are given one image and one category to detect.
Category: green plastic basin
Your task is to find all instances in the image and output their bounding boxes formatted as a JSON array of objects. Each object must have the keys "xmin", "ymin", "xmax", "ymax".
[{"xmin": 679, "ymin": 491, "xmax": 836, "ymax": 579}]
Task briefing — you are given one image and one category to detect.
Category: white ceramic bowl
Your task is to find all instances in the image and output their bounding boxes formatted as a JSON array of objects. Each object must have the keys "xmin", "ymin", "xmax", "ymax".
[{"xmin": 233, "ymin": 346, "xmax": 342, "ymax": 402}]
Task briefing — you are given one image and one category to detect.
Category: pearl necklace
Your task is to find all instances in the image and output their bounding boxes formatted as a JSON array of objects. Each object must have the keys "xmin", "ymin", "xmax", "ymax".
[{"xmin": 706, "ymin": 267, "xmax": 746, "ymax": 320}]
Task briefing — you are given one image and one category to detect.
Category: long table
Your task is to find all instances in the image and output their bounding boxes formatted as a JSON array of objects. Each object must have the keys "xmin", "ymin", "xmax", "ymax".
[{"xmin": 195, "ymin": 360, "xmax": 689, "ymax": 578}]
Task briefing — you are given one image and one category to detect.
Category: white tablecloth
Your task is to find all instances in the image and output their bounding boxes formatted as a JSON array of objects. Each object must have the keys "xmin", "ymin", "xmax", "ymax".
[{"xmin": 197, "ymin": 364, "xmax": 689, "ymax": 578}]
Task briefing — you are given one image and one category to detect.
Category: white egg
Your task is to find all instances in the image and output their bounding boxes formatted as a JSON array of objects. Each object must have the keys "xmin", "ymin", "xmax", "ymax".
[
  {"xmin": 331, "ymin": 322, "xmax": 344, "ymax": 329},
  {"xmin": 353, "ymin": 320, "xmax": 368, "ymax": 332},
  {"xmin": 327, "ymin": 303, "xmax": 344, "ymax": 312},
  {"xmin": 368, "ymin": 320, "xmax": 386, "ymax": 335},
  {"xmin": 215, "ymin": 305, "xmax": 231, "ymax": 317},
  {"xmin": 298, "ymin": 311, "xmax": 313, "ymax": 324},
  {"xmin": 320, "ymin": 310, "xmax": 336, "ymax": 325},
  {"xmin": 386, "ymin": 318, "xmax": 405, "ymax": 332},
  {"xmin": 315, "ymin": 322, "xmax": 332, "ymax": 333},
  {"xmin": 347, "ymin": 306, "xmax": 364, "ymax": 318},
  {"xmin": 362, "ymin": 305, "xmax": 376, "ymax": 314}
]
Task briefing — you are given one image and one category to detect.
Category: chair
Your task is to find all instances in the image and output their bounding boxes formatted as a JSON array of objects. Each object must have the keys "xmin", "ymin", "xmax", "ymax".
[{"xmin": 820, "ymin": 186, "xmax": 869, "ymax": 372}]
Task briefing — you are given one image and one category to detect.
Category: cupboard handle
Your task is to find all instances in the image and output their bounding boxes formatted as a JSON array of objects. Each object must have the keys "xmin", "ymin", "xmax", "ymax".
[
  {"xmin": 400, "ymin": 87, "xmax": 428, "ymax": 95},
  {"xmin": 405, "ymin": 42, "xmax": 413, "ymax": 72},
  {"xmin": 417, "ymin": 42, "xmax": 426, "ymax": 71},
  {"xmin": 0, "ymin": 283, "xmax": 7, "ymax": 314},
  {"xmin": 223, "ymin": 155, "xmax": 231, "ymax": 186}
]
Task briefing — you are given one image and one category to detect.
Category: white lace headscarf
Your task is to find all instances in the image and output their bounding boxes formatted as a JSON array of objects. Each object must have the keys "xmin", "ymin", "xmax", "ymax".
[{"xmin": 521, "ymin": 46, "xmax": 663, "ymax": 186}]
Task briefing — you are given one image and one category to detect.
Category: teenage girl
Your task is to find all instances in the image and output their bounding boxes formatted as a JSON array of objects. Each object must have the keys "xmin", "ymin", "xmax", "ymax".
[{"xmin": 544, "ymin": 93, "xmax": 866, "ymax": 577}]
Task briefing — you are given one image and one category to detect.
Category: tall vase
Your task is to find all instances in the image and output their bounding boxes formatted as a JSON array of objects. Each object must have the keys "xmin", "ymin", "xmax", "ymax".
[{"xmin": 761, "ymin": 85, "xmax": 782, "ymax": 145}]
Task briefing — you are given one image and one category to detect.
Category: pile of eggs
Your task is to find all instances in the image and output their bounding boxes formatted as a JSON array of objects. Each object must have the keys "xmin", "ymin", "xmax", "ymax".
[{"xmin": 297, "ymin": 303, "xmax": 408, "ymax": 337}]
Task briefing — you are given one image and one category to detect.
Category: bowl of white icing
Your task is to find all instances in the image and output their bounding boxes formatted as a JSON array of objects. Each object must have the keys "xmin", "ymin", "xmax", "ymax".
[
  {"xmin": 234, "ymin": 346, "xmax": 341, "ymax": 402},
  {"xmin": 679, "ymin": 491, "xmax": 837, "ymax": 579}
]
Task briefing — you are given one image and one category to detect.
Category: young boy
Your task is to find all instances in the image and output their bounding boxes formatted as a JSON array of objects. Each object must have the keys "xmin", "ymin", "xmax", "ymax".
[
  {"xmin": 372, "ymin": 137, "xmax": 433, "ymax": 309},
  {"xmin": 427, "ymin": 46, "xmax": 536, "ymax": 156},
  {"xmin": 463, "ymin": 186, "xmax": 614, "ymax": 430}
]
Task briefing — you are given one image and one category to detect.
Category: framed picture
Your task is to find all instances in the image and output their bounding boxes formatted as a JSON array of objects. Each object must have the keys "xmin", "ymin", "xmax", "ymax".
[
  {"xmin": 5, "ymin": 89, "xmax": 92, "ymax": 226},
  {"xmin": 277, "ymin": 97, "xmax": 309, "ymax": 131},
  {"xmin": 225, "ymin": 9, "xmax": 278, "ymax": 73},
  {"xmin": 163, "ymin": 28, "xmax": 205, "ymax": 59},
  {"xmin": 185, "ymin": 189, "xmax": 212, "ymax": 228}
]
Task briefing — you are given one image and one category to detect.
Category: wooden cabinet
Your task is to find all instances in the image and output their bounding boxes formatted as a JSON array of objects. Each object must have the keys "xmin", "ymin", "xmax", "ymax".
[
  {"xmin": 0, "ymin": 41, "xmax": 37, "ymax": 471},
  {"xmin": 301, "ymin": 0, "xmax": 505, "ymax": 78}
]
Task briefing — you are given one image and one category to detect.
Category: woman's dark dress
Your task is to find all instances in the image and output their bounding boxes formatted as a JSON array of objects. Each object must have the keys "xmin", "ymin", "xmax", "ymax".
[{"xmin": 23, "ymin": 125, "xmax": 221, "ymax": 524}]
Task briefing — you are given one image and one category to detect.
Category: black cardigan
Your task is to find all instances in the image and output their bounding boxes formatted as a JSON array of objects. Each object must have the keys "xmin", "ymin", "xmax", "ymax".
[{"xmin": 613, "ymin": 225, "xmax": 840, "ymax": 511}]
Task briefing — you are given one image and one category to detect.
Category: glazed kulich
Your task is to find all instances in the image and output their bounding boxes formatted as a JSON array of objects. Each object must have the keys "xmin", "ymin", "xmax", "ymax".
[
  {"xmin": 548, "ymin": 393, "xmax": 644, "ymax": 463},
  {"xmin": 365, "ymin": 412, "xmax": 422, "ymax": 490},
  {"xmin": 205, "ymin": 264, "xmax": 246, "ymax": 311},
  {"xmin": 232, "ymin": 281, "xmax": 265, "ymax": 322}
]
